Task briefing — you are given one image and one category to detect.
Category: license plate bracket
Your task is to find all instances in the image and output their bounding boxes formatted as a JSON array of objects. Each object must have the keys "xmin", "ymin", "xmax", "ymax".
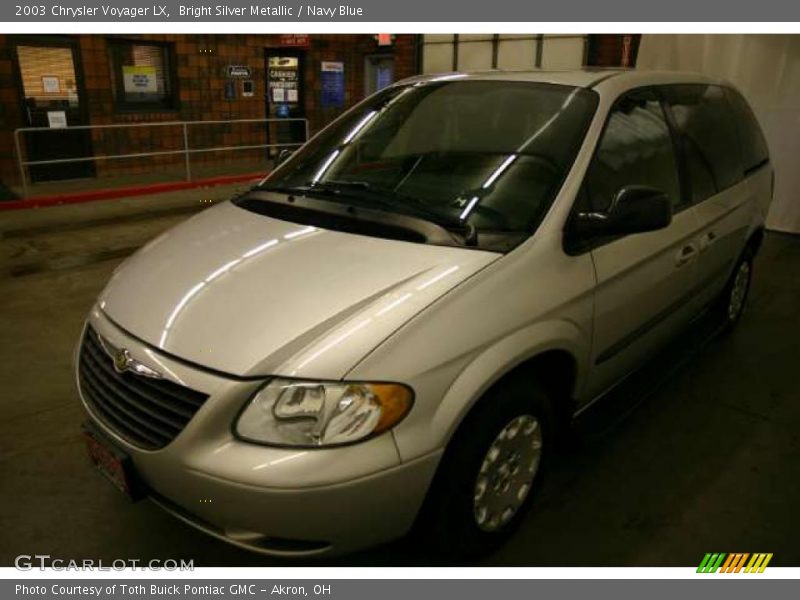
[{"xmin": 83, "ymin": 423, "xmax": 144, "ymax": 502}]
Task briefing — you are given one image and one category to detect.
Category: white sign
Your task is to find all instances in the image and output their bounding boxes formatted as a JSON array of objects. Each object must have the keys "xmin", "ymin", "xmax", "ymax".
[
  {"xmin": 321, "ymin": 61, "xmax": 344, "ymax": 73},
  {"xmin": 286, "ymin": 89, "xmax": 298, "ymax": 102},
  {"xmin": 47, "ymin": 111, "xmax": 67, "ymax": 129},
  {"xmin": 272, "ymin": 87, "xmax": 285, "ymax": 102},
  {"xmin": 42, "ymin": 76, "xmax": 60, "ymax": 94},
  {"xmin": 122, "ymin": 66, "xmax": 157, "ymax": 93},
  {"xmin": 226, "ymin": 65, "xmax": 252, "ymax": 78}
]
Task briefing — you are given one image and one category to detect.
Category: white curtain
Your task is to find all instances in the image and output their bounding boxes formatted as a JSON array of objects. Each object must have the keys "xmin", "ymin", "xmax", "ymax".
[{"xmin": 637, "ymin": 34, "xmax": 800, "ymax": 234}]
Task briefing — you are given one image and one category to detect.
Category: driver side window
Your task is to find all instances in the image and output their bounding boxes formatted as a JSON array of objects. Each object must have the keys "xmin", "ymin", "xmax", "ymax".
[{"xmin": 584, "ymin": 89, "xmax": 681, "ymax": 213}]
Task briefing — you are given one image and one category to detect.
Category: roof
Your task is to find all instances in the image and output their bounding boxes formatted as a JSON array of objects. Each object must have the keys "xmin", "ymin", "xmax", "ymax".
[{"xmin": 397, "ymin": 69, "xmax": 722, "ymax": 92}]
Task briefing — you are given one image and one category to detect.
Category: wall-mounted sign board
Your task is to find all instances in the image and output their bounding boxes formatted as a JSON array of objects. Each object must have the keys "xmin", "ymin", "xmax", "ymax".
[
  {"xmin": 320, "ymin": 61, "xmax": 345, "ymax": 108},
  {"xmin": 226, "ymin": 65, "xmax": 252, "ymax": 78},
  {"xmin": 268, "ymin": 56, "xmax": 300, "ymax": 106}
]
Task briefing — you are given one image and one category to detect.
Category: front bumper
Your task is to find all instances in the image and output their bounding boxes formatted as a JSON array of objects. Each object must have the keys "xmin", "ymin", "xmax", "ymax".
[{"xmin": 77, "ymin": 307, "xmax": 441, "ymax": 557}]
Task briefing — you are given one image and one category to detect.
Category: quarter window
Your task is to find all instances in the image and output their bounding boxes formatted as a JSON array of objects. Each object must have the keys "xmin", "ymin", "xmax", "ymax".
[
  {"xmin": 584, "ymin": 89, "xmax": 681, "ymax": 213},
  {"xmin": 724, "ymin": 87, "xmax": 769, "ymax": 173},
  {"xmin": 662, "ymin": 84, "xmax": 743, "ymax": 203}
]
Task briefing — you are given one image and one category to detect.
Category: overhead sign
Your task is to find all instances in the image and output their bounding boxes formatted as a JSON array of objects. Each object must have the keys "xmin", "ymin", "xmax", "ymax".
[
  {"xmin": 226, "ymin": 65, "xmax": 252, "ymax": 78},
  {"xmin": 279, "ymin": 34, "xmax": 310, "ymax": 47},
  {"xmin": 122, "ymin": 66, "xmax": 157, "ymax": 93}
]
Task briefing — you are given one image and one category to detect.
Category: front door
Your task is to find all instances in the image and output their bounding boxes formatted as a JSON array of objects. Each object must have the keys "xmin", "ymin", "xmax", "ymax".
[
  {"xmin": 580, "ymin": 89, "xmax": 702, "ymax": 400},
  {"xmin": 13, "ymin": 38, "xmax": 95, "ymax": 183}
]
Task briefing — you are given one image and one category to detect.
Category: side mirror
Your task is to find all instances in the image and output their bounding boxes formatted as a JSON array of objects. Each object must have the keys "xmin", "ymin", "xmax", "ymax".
[
  {"xmin": 572, "ymin": 185, "xmax": 672, "ymax": 239},
  {"xmin": 273, "ymin": 148, "xmax": 294, "ymax": 169}
]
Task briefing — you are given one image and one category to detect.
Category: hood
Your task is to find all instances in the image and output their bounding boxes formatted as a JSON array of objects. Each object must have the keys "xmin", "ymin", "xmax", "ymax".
[{"xmin": 99, "ymin": 201, "xmax": 499, "ymax": 378}]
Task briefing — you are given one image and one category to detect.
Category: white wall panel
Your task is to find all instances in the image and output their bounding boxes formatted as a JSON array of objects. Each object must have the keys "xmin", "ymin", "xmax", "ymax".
[
  {"xmin": 541, "ymin": 36, "xmax": 585, "ymax": 69},
  {"xmin": 457, "ymin": 41, "xmax": 494, "ymax": 71},
  {"xmin": 638, "ymin": 34, "xmax": 800, "ymax": 233},
  {"xmin": 497, "ymin": 39, "xmax": 536, "ymax": 70},
  {"xmin": 422, "ymin": 43, "xmax": 454, "ymax": 74}
]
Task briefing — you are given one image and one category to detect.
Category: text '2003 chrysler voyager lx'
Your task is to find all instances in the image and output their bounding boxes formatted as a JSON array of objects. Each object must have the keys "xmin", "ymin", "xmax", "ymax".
[{"xmin": 76, "ymin": 69, "xmax": 772, "ymax": 557}]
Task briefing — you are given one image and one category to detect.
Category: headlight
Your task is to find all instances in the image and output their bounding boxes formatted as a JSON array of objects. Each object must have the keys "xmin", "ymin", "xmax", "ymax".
[{"xmin": 235, "ymin": 379, "xmax": 414, "ymax": 447}]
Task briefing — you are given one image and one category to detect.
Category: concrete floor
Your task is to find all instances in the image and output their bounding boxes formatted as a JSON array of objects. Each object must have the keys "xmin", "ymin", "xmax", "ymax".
[{"xmin": 1, "ymin": 190, "xmax": 798, "ymax": 567}]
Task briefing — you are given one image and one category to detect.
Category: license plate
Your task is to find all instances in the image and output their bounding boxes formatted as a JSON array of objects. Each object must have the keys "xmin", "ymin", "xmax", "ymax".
[{"xmin": 83, "ymin": 424, "xmax": 142, "ymax": 501}]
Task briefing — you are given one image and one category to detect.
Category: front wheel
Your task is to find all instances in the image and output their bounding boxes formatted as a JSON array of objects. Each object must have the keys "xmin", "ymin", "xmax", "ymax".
[{"xmin": 418, "ymin": 378, "xmax": 554, "ymax": 557}]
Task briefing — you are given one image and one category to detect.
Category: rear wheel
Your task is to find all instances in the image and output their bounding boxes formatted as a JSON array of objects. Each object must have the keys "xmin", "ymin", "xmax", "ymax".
[
  {"xmin": 716, "ymin": 247, "xmax": 754, "ymax": 332},
  {"xmin": 419, "ymin": 378, "xmax": 554, "ymax": 557}
]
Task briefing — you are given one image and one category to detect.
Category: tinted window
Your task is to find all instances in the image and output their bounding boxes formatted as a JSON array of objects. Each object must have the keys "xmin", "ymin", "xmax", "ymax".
[
  {"xmin": 663, "ymin": 84, "xmax": 743, "ymax": 203},
  {"xmin": 585, "ymin": 89, "xmax": 681, "ymax": 213},
  {"xmin": 725, "ymin": 87, "xmax": 769, "ymax": 173},
  {"xmin": 261, "ymin": 81, "xmax": 598, "ymax": 234}
]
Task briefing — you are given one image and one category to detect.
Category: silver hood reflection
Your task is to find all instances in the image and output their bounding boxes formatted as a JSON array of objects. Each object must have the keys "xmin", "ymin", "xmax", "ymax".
[{"xmin": 98, "ymin": 201, "xmax": 499, "ymax": 379}]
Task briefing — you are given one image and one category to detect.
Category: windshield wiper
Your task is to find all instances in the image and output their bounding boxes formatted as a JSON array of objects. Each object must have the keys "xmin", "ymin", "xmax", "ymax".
[
  {"xmin": 261, "ymin": 179, "xmax": 477, "ymax": 246},
  {"xmin": 308, "ymin": 180, "xmax": 477, "ymax": 244}
]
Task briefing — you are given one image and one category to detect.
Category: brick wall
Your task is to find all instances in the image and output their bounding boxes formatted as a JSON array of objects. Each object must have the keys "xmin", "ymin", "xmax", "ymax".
[
  {"xmin": 0, "ymin": 36, "xmax": 23, "ymax": 189},
  {"xmin": 0, "ymin": 33, "xmax": 419, "ymax": 188}
]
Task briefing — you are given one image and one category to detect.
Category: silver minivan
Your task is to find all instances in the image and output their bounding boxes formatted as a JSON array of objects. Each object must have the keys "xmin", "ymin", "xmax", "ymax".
[{"xmin": 76, "ymin": 70, "xmax": 772, "ymax": 558}]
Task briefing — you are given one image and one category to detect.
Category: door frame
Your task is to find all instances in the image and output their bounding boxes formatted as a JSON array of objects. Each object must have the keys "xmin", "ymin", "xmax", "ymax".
[
  {"xmin": 10, "ymin": 34, "xmax": 95, "ymax": 183},
  {"xmin": 363, "ymin": 53, "xmax": 395, "ymax": 96},
  {"xmin": 10, "ymin": 34, "xmax": 92, "ymax": 129},
  {"xmin": 264, "ymin": 47, "xmax": 307, "ymax": 158},
  {"xmin": 264, "ymin": 47, "xmax": 307, "ymax": 118}
]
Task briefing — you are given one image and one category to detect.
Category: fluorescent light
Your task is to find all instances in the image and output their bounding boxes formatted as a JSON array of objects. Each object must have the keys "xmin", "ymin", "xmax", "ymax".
[
  {"xmin": 416, "ymin": 265, "xmax": 460, "ymax": 291},
  {"xmin": 482, "ymin": 154, "xmax": 518, "ymax": 189},
  {"xmin": 242, "ymin": 239, "xmax": 278, "ymax": 258},
  {"xmin": 311, "ymin": 149, "xmax": 340, "ymax": 182},
  {"xmin": 459, "ymin": 196, "xmax": 480, "ymax": 220},
  {"xmin": 284, "ymin": 226, "xmax": 316, "ymax": 239},
  {"xmin": 342, "ymin": 111, "xmax": 377, "ymax": 144}
]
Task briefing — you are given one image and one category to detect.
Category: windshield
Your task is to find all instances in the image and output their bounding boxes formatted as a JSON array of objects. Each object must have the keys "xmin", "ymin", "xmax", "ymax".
[{"xmin": 257, "ymin": 78, "xmax": 598, "ymax": 240}]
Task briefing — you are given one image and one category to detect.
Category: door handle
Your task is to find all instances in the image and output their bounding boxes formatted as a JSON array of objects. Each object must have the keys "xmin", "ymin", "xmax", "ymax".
[
  {"xmin": 675, "ymin": 244, "xmax": 697, "ymax": 267},
  {"xmin": 699, "ymin": 230, "xmax": 717, "ymax": 253}
]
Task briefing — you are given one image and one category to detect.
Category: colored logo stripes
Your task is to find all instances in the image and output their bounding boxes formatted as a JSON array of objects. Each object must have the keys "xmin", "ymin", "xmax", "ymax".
[{"xmin": 697, "ymin": 553, "xmax": 773, "ymax": 573}]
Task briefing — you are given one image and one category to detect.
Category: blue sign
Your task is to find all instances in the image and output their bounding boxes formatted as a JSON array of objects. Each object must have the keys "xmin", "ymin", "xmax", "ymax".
[
  {"xmin": 320, "ymin": 61, "xmax": 345, "ymax": 108},
  {"xmin": 276, "ymin": 103, "xmax": 290, "ymax": 118}
]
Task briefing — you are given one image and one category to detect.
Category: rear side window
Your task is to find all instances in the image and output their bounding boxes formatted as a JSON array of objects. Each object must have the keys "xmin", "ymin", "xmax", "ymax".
[
  {"xmin": 725, "ymin": 87, "xmax": 770, "ymax": 173},
  {"xmin": 584, "ymin": 89, "xmax": 681, "ymax": 212},
  {"xmin": 662, "ymin": 84, "xmax": 743, "ymax": 203}
]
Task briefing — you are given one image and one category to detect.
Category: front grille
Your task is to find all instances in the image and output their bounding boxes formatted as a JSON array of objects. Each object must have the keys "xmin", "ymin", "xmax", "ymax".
[{"xmin": 78, "ymin": 326, "xmax": 209, "ymax": 450}]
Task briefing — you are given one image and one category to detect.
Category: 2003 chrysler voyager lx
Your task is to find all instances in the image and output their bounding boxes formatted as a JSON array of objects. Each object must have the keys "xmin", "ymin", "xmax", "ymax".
[{"xmin": 76, "ymin": 69, "xmax": 773, "ymax": 557}]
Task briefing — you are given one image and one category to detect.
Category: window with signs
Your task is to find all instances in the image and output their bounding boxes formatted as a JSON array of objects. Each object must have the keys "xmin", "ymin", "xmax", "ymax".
[
  {"xmin": 584, "ymin": 89, "xmax": 681, "ymax": 213},
  {"xmin": 108, "ymin": 40, "xmax": 177, "ymax": 110}
]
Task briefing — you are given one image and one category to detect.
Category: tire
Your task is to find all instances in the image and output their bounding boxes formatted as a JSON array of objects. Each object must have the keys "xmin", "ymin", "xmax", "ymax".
[
  {"xmin": 715, "ymin": 246, "xmax": 754, "ymax": 333},
  {"xmin": 418, "ymin": 377, "xmax": 554, "ymax": 557}
]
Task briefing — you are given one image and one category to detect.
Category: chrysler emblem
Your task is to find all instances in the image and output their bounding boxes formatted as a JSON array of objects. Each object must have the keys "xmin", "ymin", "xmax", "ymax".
[
  {"xmin": 98, "ymin": 335, "xmax": 163, "ymax": 380},
  {"xmin": 112, "ymin": 348, "xmax": 134, "ymax": 373}
]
